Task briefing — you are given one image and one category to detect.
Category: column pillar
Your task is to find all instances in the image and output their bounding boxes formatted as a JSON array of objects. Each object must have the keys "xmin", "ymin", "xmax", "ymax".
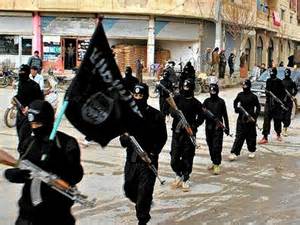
[
  {"xmin": 32, "ymin": 12, "xmax": 42, "ymax": 54},
  {"xmin": 147, "ymin": 16, "xmax": 155, "ymax": 74}
]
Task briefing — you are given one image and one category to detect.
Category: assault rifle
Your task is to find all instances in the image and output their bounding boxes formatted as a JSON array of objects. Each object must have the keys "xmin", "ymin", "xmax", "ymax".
[
  {"xmin": 202, "ymin": 107, "xmax": 233, "ymax": 137},
  {"xmin": 0, "ymin": 149, "xmax": 95, "ymax": 208},
  {"xmin": 237, "ymin": 103, "xmax": 262, "ymax": 131},
  {"xmin": 158, "ymin": 83, "xmax": 197, "ymax": 147},
  {"xmin": 12, "ymin": 97, "xmax": 26, "ymax": 113},
  {"xmin": 285, "ymin": 89, "xmax": 296, "ymax": 103},
  {"xmin": 127, "ymin": 135, "xmax": 166, "ymax": 185},
  {"xmin": 265, "ymin": 89, "xmax": 288, "ymax": 111}
]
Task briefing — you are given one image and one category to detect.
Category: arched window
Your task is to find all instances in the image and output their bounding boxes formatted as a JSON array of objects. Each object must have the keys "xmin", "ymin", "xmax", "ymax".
[{"xmin": 268, "ymin": 39, "xmax": 274, "ymax": 67}]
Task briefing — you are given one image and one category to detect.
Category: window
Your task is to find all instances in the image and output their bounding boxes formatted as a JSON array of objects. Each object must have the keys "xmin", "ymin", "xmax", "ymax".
[
  {"xmin": 0, "ymin": 35, "xmax": 19, "ymax": 55},
  {"xmin": 22, "ymin": 38, "xmax": 32, "ymax": 55}
]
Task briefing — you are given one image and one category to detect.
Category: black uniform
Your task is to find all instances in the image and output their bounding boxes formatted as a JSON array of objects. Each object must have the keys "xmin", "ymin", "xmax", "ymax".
[
  {"xmin": 282, "ymin": 71, "xmax": 297, "ymax": 128},
  {"xmin": 179, "ymin": 62, "xmax": 195, "ymax": 90},
  {"xmin": 203, "ymin": 84, "xmax": 229, "ymax": 166},
  {"xmin": 123, "ymin": 66, "xmax": 139, "ymax": 93},
  {"xmin": 15, "ymin": 65, "xmax": 44, "ymax": 143},
  {"xmin": 231, "ymin": 82, "xmax": 260, "ymax": 155},
  {"xmin": 120, "ymin": 83, "xmax": 167, "ymax": 225},
  {"xmin": 157, "ymin": 74, "xmax": 173, "ymax": 118},
  {"xmin": 262, "ymin": 68, "xmax": 286, "ymax": 138},
  {"xmin": 5, "ymin": 100, "xmax": 83, "ymax": 225},
  {"xmin": 170, "ymin": 91, "xmax": 204, "ymax": 182},
  {"xmin": 228, "ymin": 53, "xmax": 235, "ymax": 77}
]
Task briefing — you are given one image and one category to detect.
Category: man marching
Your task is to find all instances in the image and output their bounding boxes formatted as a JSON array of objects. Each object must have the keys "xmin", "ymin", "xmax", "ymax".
[
  {"xmin": 259, "ymin": 68, "xmax": 286, "ymax": 144},
  {"xmin": 282, "ymin": 68, "xmax": 297, "ymax": 136},
  {"xmin": 203, "ymin": 83, "xmax": 230, "ymax": 175},
  {"xmin": 229, "ymin": 80, "xmax": 260, "ymax": 161},
  {"xmin": 169, "ymin": 78, "xmax": 204, "ymax": 191},
  {"xmin": 119, "ymin": 83, "xmax": 167, "ymax": 225}
]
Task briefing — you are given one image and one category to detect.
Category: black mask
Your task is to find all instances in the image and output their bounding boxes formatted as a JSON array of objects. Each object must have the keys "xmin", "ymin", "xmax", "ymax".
[
  {"xmin": 135, "ymin": 98, "xmax": 147, "ymax": 110},
  {"xmin": 182, "ymin": 89, "xmax": 193, "ymax": 98},
  {"xmin": 32, "ymin": 125, "xmax": 52, "ymax": 138},
  {"xmin": 19, "ymin": 73, "xmax": 29, "ymax": 82}
]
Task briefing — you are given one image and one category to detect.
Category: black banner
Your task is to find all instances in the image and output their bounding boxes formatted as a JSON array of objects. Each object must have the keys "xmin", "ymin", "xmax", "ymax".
[{"xmin": 65, "ymin": 22, "xmax": 141, "ymax": 146}]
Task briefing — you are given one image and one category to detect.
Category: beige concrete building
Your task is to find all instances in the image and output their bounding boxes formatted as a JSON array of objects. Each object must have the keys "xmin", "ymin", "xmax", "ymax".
[{"xmin": 0, "ymin": 0, "xmax": 299, "ymax": 74}]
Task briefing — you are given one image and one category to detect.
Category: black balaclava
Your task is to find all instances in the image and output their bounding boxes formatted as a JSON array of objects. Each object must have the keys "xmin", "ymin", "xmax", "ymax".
[
  {"xmin": 125, "ymin": 66, "xmax": 132, "ymax": 78},
  {"xmin": 270, "ymin": 68, "xmax": 277, "ymax": 79},
  {"xmin": 18, "ymin": 64, "xmax": 30, "ymax": 82},
  {"xmin": 209, "ymin": 83, "xmax": 219, "ymax": 99},
  {"xmin": 284, "ymin": 68, "xmax": 291, "ymax": 78},
  {"xmin": 28, "ymin": 100, "xmax": 55, "ymax": 138},
  {"xmin": 242, "ymin": 79, "xmax": 251, "ymax": 93},
  {"xmin": 132, "ymin": 83, "xmax": 149, "ymax": 110},
  {"xmin": 181, "ymin": 78, "xmax": 195, "ymax": 98}
]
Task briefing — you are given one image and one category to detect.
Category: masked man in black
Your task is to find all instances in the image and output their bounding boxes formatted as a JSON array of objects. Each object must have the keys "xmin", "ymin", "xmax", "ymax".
[
  {"xmin": 15, "ymin": 64, "xmax": 44, "ymax": 143},
  {"xmin": 203, "ymin": 83, "xmax": 229, "ymax": 175},
  {"xmin": 157, "ymin": 69, "xmax": 174, "ymax": 120},
  {"xmin": 170, "ymin": 78, "xmax": 204, "ymax": 191},
  {"xmin": 259, "ymin": 68, "xmax": 286, "ymax": 144},
  {"xmin": 119, "ymin": 83, "xmax": 167, "ymax": 225},
  {"xmin": 4, "ymin": 100, "xmax": 83, "ymax": 225},
  {"xmin": 229, "ymin": 80, "xmax": 260, "ymax": 161},
  {"xmin": 282, "ymin": 68, "xmax": 298, "ymax": 136},
  {"xmin": 123, "ymin": 66, "xmax": 139, "ymax": 93}
]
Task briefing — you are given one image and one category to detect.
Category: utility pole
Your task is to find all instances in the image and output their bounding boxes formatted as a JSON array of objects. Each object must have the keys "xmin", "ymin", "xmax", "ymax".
[{"xmin": 214, "ymin": 0, "xmax": 222, "ymax": 48}]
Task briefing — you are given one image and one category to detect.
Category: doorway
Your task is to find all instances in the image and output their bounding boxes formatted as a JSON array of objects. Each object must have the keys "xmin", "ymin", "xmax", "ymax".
[{"xmin": 63, "ymin": 38, "xmax": 76, "ymax": 70}]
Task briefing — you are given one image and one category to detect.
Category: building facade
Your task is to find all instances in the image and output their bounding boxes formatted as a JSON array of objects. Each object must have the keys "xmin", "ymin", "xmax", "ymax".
[{"xmin": 0, "ymin": 0, "xmax": 299, "ymax": 74}]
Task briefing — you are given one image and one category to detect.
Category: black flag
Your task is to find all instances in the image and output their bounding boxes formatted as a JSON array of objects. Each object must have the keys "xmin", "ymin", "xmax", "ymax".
[{"xmin": 65, "ymin": 22, "xmax": 141, "ymax": 147}]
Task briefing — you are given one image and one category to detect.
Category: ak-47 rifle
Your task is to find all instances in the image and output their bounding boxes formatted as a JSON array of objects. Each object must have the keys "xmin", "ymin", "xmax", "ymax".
[
  {"xmin": 265, "ymin": 89, "xmax": 288, "ymax": 111},
  {"xmin": 202, "ymin": 107, "xmax": 233, "ymax": 137},
  {"xmin": 126, "ymin": 135, "xmax": 166, "ymax": 185},
  {"xmin": 158, "ymin": 83, "xmax": 197, "ymax": 147},
  {"xmin": 0, "ymin": 149, "xmax": 95, "ymax": 208},
  {"xmin": 237, "ymin": 103, "xmax": 262, "ymax": 131},
  {"xmin": 285, "ymin": 89, "xmax": 296, "ymax": 103},
  {"xmin": 12, "ymin": 97, "xmax": 25, "ymax": 112}
]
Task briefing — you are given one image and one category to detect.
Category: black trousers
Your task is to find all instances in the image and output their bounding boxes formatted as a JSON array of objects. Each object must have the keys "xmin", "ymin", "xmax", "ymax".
[
  {"xmin": 170, "ymin": 133, "xmax": 195, "ymax": 181},
  {"xmin": 206, "ymin": 128, "xmax": 223, "ymax": 165},
  {"xmin": 229, "ymin": 67, "xmax": 234, "ymax": 76},
  {"xmin": 231, "ymin": 121, "xmax": 257, "ymax": 155},
  {"xmin": 219, "ymin": 65, "xmax": 226, "ymax": 79},
  {"xmin": 283, "ymin": 100, "xmax": 293, "ymax": 128},
  {"xmin": 262, "ymin": 105, "xmax": 282, "ymax": 138},
  {"xmin": 124, "ymin": 161, "xmax": 156, "ymax": 225}
]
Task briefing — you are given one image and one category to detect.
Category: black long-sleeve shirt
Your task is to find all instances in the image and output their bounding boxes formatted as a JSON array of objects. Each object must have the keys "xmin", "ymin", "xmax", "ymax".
[{"xmin": 203, "ymin": 96, "xmax": 229, "ymax": 131}]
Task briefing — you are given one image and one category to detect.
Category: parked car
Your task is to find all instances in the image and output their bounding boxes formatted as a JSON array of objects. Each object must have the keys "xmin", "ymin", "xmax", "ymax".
[{"xmin": 251, "ymin": 67, "xmax": 300, "ymax": 118}]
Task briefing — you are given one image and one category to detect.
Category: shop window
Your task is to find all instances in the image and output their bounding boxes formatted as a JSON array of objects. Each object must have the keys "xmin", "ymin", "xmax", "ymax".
[
  {"xmin": 0, "ymin": 35, "xmax": 19, "ymax": 55},
  {"xmin": 22, "ymin": 38, "xmax": 32, "ymax": 55}
]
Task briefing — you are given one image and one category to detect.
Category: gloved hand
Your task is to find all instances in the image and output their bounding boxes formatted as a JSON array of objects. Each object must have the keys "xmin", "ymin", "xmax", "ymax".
[
  {"xmin": 119, "ymin": 134, "xmax": 131, "ymax": 148},
  {"xmin": 4, "ymin": 168, "xmax": 31, "ymax": 183},
  {"xmin": 224, "ymin": 127, "xmax": 230, "ymax": 136}
]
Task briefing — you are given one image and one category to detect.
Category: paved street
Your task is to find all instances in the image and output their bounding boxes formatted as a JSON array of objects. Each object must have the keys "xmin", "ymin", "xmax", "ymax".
[{"xmin": 0, "ymin": 86, "xmax": 300, "ymax": 225}]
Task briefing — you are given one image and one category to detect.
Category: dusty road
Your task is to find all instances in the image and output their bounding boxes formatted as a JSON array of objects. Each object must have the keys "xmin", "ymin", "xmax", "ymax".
[{"xmin": 0, "ymin": 86, "xmax": 299, "ymax": 225}]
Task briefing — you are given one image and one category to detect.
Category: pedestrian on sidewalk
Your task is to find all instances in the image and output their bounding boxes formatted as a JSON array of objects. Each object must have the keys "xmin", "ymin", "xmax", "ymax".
[
  {"xmin": 30, "ymin": 66, "xmax": 44, "ymax": 91},
  {"xmin": 136, "ymin": 59, "xmax": 144, "ymax": 83},
  {"xmin": 229, "ymin": 79, "xmax": 260, "ymax": 161},
  {"xmin": 27, "ymin": 50, "xmax": 43, "ymax": 74},
  {"xmin": 228, "ymin": 52, "xmax": 235, "ymax": 77},
  {"xmin": 211, "ymin": 47, "xmax": 220, "ymax": 77},
  {"xmin": 123, "ymin": 66, "xmax": 139, "ymax": 93},
  {"xmin": 119, "ymin": 83, "xmax": 167, "ymax": 225},
  {"xmin": 219, "ymin": 49, "xmax": 226, "ymax": 79}
]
